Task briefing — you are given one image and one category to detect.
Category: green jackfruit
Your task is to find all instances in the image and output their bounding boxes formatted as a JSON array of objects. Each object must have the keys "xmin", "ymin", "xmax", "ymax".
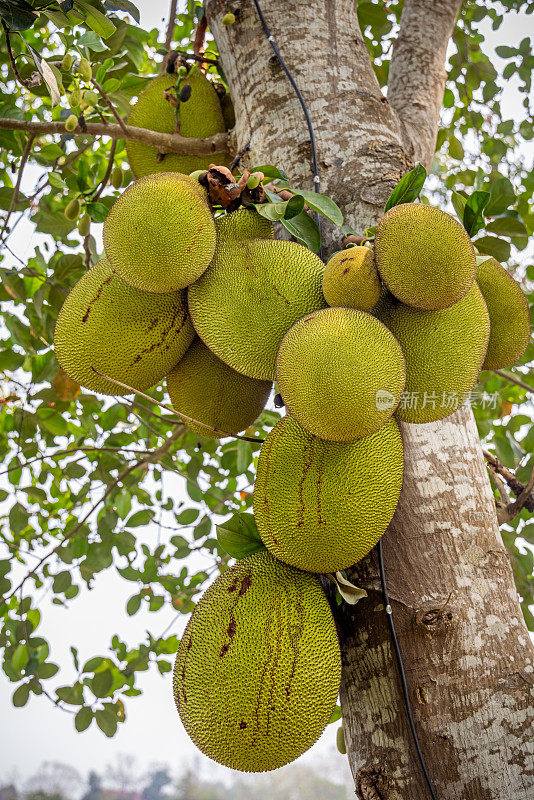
[
  {"xmin": 188, "ymin": 209, "xmax": 325, "ymax": 381},
  {"xmin": 476, "ymin": 256, "xmax": 531, "ymax": 370},
  {"xmin": 374, "ymin": 203, "xmax": 476, "ymax": 310},
  {"xmin": 276, "ymin": 307, "xmax": 406, "ymax": 441},
  {"xmin": 125, "ymin": 66, "xmax": 229, "ymax": 179},
  {"xmin": 54, "ymin": 259, "xmax": 194, "ymax": 395},
  {"xmin": 173, "ymin": 550, "xmax": 341, "ymax": 772},
  {"xmin": 322, "ymin": 246, "xmax": 381, "ymax": 311},
  {"xmin": 254, "ymin": 416, "xmax": 403, "ymax": 573},
  {"xmin": 375, "ymin": 285, "xmax": 490, "ymax": 423},
  {"xmin": 166, "ymin": 338, "xmax": 271, "ymax": 438},
  {"xmin": 103, "ymin": 172, "xmax": 216, "ymax": 293}
]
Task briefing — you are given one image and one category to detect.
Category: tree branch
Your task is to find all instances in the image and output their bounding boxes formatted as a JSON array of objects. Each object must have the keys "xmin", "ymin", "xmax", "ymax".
[
  {"xmin": 93, "ymin": 140, "xmax": 117, "ymax": 201},
  {"xmin": 387, "ymin": 0, "xmax": 463, "ymax": 169},
  {"xmin": 91, "ymin": 78, "xmax": 128, "ymax": 134},
  {"xmin": 0, "ymin": 118, "xmax": 230, "ymax": 157},
  {"xmin": 493, "ymin": 369, "xmax": 533, "ymax": 394},
  {"xmin": 0, "ymin": 134, "xmax": 35, "ymax": 243},
  {"xmin": 165, "ymin": 0, "xmax": 179, "ymax": 50},
  {"xmin": 484, "ymin": 449, "xmax": 534, "ymax": 514}
]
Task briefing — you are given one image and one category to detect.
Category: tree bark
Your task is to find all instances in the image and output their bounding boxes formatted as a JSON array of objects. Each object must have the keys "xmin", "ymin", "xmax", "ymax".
[{"xmin": 205, "ymin": 1, "xmax": 534, "ymax": 798}]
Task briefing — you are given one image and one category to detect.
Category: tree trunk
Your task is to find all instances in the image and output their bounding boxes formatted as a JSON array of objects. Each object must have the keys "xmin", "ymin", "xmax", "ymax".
[{"xmin": 205, "ymin": 2, "xmax": 534, "ymax": 797}]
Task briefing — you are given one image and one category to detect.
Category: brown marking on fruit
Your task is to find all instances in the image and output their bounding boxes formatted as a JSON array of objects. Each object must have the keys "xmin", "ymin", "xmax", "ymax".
[
  {"xmin": 82, "ymin": 273, "xmax": 113, "ymax": 322},
  {"xmin": 238, "ymin": 573, "xmax": 252, "ymax": 596}
]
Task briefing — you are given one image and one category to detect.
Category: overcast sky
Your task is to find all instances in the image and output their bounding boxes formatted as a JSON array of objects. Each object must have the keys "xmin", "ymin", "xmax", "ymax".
[{"xmin": 0, "ymin": 0, "xmax": 532, "ymax": 792}]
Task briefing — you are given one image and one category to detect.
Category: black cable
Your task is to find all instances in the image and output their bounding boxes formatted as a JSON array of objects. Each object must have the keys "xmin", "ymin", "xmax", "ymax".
[
  {"xmin": 377, "ymin": 538, "xmax": 439, "ymax": 800},
  {"xmin": 251, "ymin": 0, "xmax": 321, "ymax": 196}
]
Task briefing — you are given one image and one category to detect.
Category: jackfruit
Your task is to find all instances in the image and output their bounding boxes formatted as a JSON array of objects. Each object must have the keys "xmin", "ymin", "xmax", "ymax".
[
  {"xmin": 476, "ymin": 256, "xmax": 531, "ymax": 370},
  {"xmin": 173, "ymin": 550, "xmax": 341, "ymax": 772},
  {"xmin": 54, "ymin": 258, "xmax": 194, "ymax": 395},
  {"xmin": 275, "ymin": 307, "xmax": 406, "ymax": 441},
  {"xmin": 188, "ymin": 209, "xmax": 325, "ymax": 381},
  {"xmin": 374, "ymin": 203, "xmax": 476, "ymax": 310},
  {"xmin": 103, "ymin": 172, "xmax": 216, "ymax": 293},
  {"xmin": 322, "ymin": 246, "xmax": 381, "ymax": 311},
  {"xmin": 166, "ymin": 338, "xmax": 271, "ymax": 438},
  {"xmin": 254, "ymin": 415, "xmax": 403, "ymax": 573},
  {"xmin": 125, "ymin": 66, "xmax": 228, "ymax": 179},
  {"xmin": 374, "ymin": 285, "xmax": 490, "ymax": 423}
]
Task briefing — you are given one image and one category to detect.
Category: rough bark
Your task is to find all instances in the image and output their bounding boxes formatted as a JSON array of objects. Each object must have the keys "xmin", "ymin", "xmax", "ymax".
[{"xmin": 205, "ymin": 1, "xmax": 534, "ymax": 798}]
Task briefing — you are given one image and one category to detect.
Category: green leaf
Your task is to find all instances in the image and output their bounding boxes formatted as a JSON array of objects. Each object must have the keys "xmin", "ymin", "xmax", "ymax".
[
  {"xmin": 125, "ymin": 509, "xmax": 153, "ymax": 527},
  {"xmin": 91, "ymin": 668, "xmax": 113, "ymax": 698},
  {"xmin": 384, "ymin": 164, "xmax": 427, "ymax": 212},
  {"xmin": 105, "ymin": 0, "xmax": 141, "ymax": 23},
  {"xmin": 176, "ymin": 508, "xmax": 199, "ymax": 525},
  {"xmin": 249, "ymin": 165, "xmax": 288, "ymax": 181},
  {"xmin": 12, "ymin": 643, "xmax": 28, "ymax": 673},
  {"xmin": 12, "ymin": 683, "xmax": 30, "ymax": 707},
  {"xmin": 85, "ymin": 202, "xmax": 108, "ymax": 222},
  {"xmin": 451, "ymin": 191, "xmax": 467, "ymax": 221},
  {"xmin": 284, "ymin": 194, "xmax": 305, "ymax": 219},
  {"xmin": 53, "ymin": 570, "xmax": 72, "ymax": 593},
  {"xmin": 77, "ymin": 30, "xmax": 108, "ymax": 51},
  {"xmin": 77, "ymin": 1, "xmax": 116, "ymax": 38},
  {"xmin": 485, "ymin": 177, "xmax": 516, "ymax": 216},
  {"xmin": 95, "ymin": 708, "xmax": 118, "ymax": 737},
  {"xmin": 462, "ymin": 191, "xmax": 490, "ymax": 237},
  {"xmin": 216, "ymin": 513, "xmax": 266, "ymax": 560},
  {"xmin": 126, "ymin": 594, "xmax": 142, "ymax": 616},
  {"xmin": 253, "ymin": 202, "xmax": 287, "ymax": 221},
  {"xmin": 328, "ymin": 704, "xmax": 342, "ymax": 724},
  {"xmin": 0, "ymin": 0, "xmax": 37, "ymax": 31},
  {"xmin": 284, "ymin": 189, "xmax": 343, "ymax": 226},
  {"xmin": 281, "ymin": 211, "xmax": 321, "ymax": 253},
  {"xmin": 474, "ymin": 236, "xmax": 511, "ymax": 262},
  {"xmin": 75, "ymin": 706, "xmax": 93, "ymax": 732},
  {"xmin": 485, "ymin": 216, "xmax": 528, "ymax": 238}
]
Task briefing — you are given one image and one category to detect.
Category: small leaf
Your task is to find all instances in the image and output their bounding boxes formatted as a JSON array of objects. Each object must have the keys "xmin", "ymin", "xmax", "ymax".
[
  {"xmin": 85, "ymin": 202, "xmax": 108, "ymax": 222},
  {"xmin": 474, "ymin": 236, "xmax": 511, "ymax": 262},
  {"xmin": 126, "ymin": 594, "xmax": 142, "ymax": 616},
  {"xmin": 327, "ymin": 572, "xmax": 368, "ymax": 605},
  {"xmin": 328, "ymin": 704, "xmax": 342, "ymax": 724},
  {"xmin": 216, "ymin": 513, "xmax": 266, "ymax": 559},
  {"xmin": 462, "ymin": 190, "xmax": 490, "ymax": 237},
  {"xmin": 12, "ymin": 683, "xmax": 30, "ymax": 707},
  {"xmin": 485, "ymin": 177, "xmax": 516, "ymax": 216},
  {"xmin": 284, "ymin": 194, "xmax": 305, "ymax": 219},
  {"xmin": 284, "ymin": 188, "xmax": 343, "ymax": 226},
  {"xmin": 75, "ymin": 706, "xmax": 93, "ymax": 732},
  {"xmin": 249, "ymin": 165, "xmax": 288, "ymax": 181},
  {"xmin": 91, "ymin": 668, "xmax": 113, "ymax": 698},
  {"xmin": 384, "ymin": 164, "xmax": 427, "ymax": 212},
  {"xmin": 77, "ymin": 30, "xmax": 108, "ymax": 51},
  {"xmin": 95, "ymin": 708, "xmax": 118, "ymax": 737},
  {"xmin": 281, "ymin": 210, "xmax": 321, "ymax": 253}
]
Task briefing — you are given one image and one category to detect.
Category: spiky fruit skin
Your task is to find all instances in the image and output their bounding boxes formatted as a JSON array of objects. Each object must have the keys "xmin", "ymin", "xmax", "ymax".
[
  {"xmin": 103, "ymin": 173, "xmax": 216, "ymax": 293},
  {"xmin": 166, "ymin": 338, "xmax": 271, "ymax": 438},
  {"xmin": 322, "ymin": 246, "xmax": 381, "ymax": 311},
  {"xmin": 254, "ymin": 416, "xmax": 403, "ymax": 573},
  {"xmin": 54, "ymin": 259, "xmax": 194, "ymax": 395},
  {"xmin": 276, "ymin": 307, "xmax": 405, "ymax": 441},
  {"xmin": 125, "ymin": 68, "xmax": 229, "ymax": 179},
  {"xmin": 188, "ymin": 210, "xmax": 325, "ymax": 381},
  {"xmin": 375, "ymin": 285, "xmax": 490, "ymax": 423},
  {"xmin": 173, "ymin": 550, "xmax": 341, "ymax": 772},
  {"xmin": 476, "ymin": 256, "xmax": 531, "ymax": 370},
  {"xmin": 374, "ymin": 203, "xmax": 476, "ymax": 310}
]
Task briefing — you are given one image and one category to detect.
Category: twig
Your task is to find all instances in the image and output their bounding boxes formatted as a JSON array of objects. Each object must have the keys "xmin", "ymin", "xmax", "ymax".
[
  {"xmin": 0, "ymin": 445, "xmax": 155, "ymax": 476},
  {"xmin": 2, "ymin": 427, "xmax": 186, "ymax": 602},
  {"xmin": 90, "ymin": 367, "xmax": 265, "ymax": 444},
  {"xmin": 83, "ymin": 235, "xmax": 92, "ymax": 269},
  {"xmin": 0, "ymin": 134, "xmax": 35, "ymax": 244},
  {"xmin": 91, "ymin": 79, "xmax": 128, "ymax": 135},
  {"xmin": 165, "ymin": 0, "xmax": 179, "ymax": 50},
  {"xmin": 483, "ymin": 450, "xmax": 534, "ymax": 513},
  {"xmin": 1, "ymin": 21, "xmax": 40, "ymax": 89},
  {"xmin": 193, "ymin": 14, "xmax": 208, "ymax": 70},
  {"xmin": 93, "ymin": 140, "xmax": 117, "ymax": 201},
  {"xmin": 173, "ymin": 50, "xmax": 219, "ymax": 67},
  {"xmin": 0, "ymin": 118, "xmax": 230, "ymax": 157},
  {"xmin": 493, "ymin": 369, "xmax": 533, "ymax": 394},
  {"xmin": 499, "ymin": 467, "xmax": 534, "ymax": 524}
]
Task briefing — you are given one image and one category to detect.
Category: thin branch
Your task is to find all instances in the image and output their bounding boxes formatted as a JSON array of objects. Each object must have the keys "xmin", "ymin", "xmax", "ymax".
[
  {"xmin": 0, "ymin": 445, "xmax": 154, "ymax": 476},
  {"xmin": 493, "ymin": 369, "xmax": 533, "ymax": 394},
  {"xmin": 93, "ymin": 140, "xmax": 117, "ymax": 201},
  {"xmin": 2, "ymin": 427, "xmax": 185, "ymax": 602},
  {"xmin": 482, "ymin": 450, "xmax": 534, "ymax": 511},
  {"xmin": 0, "ymin": 118, "xmax": 230, "ymax": 157},
  {"xmin": 173, "ymin": 50, "xmax": 219, "ymax": 67},
  {"xmin": 165, "ymin": 0, "xmax": 179, "ymax": 50},
  {"xmin": 499, "ymin": 467, "xmax": 534, "ymax": 525},
  {"xmin": 91, "ymin": 78, "xmax": 128, "ymax": 135},
  {"xmin": 0, "ymin": 134, "xmax": 35, "ymax": 244},
  {"xmin": 193, "ymin": 14, "xmax": 208, "ymax": 71},
  {"xmin": 1, "ymin": 21, "xmax": 40, "ymax": 89},
  {"xmin": 90, "ymin": 367, "xmax": 265, "ymax": 444}
]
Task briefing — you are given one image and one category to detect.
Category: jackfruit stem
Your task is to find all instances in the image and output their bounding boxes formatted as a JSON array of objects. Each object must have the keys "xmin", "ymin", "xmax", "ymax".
[{"xmin": 89, "ymin": 366, "xmax": 265, "ymax": 443}]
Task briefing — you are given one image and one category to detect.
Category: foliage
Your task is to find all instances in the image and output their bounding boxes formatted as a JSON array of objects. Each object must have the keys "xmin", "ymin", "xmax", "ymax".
[{"xmin": 0, "ymin": 0, "xmax": 532, "ymax": 740}]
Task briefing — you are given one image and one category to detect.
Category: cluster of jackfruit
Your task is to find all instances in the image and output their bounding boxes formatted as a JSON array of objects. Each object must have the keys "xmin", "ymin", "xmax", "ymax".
[{"xmin": 53, "ymin": 176, "xmax": 531, "ymax": 774}]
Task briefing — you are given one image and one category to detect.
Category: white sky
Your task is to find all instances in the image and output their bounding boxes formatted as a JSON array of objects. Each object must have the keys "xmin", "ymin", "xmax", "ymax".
[{"xmin": 0, "ymin": 0, "xmax": 532, "ymax": 793}]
